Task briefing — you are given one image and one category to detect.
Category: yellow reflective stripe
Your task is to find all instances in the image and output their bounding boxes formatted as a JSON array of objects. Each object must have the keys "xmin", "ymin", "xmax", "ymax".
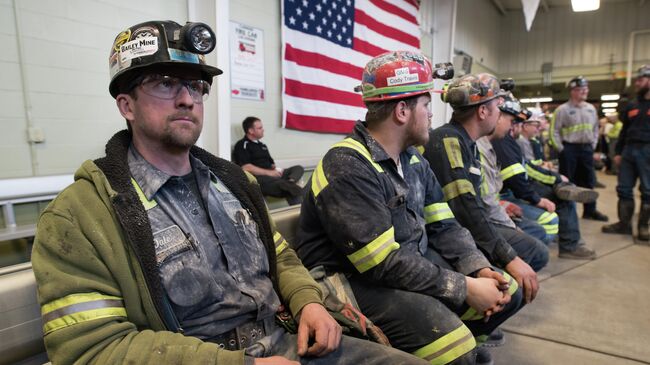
[
  {"xmin": 544, "ymin": 224, "xmax": 559, "ymax": 234},
  {"xmin": 409, "ymin": 154, "xmax": 420, "ymax": 165},
  {"xmin": 500, "ymin": 163, "xmax": 526, "ymax": 181},
  {"xmin": 311, "ymin": 159, "xmax": 329, "ymax": 198},
  {"xmin": 442, "ymin": 179, "xmax": 476, "ymax": 201},
  {"xmin": 41, "ymin": 293, "xmax": 126, "ymax": 335},
  {"xmin": 560, "ymin": 123, "xmax": 593, "ymax": 136},
  {"xmin": 412, "ymin": 324, "xmax": 476, "ymax": 364},
  {"xmin": 443, "ymin": 137, "xmax": 464, "ymax": 169},
  {"xmin": 424, "ymin": 202, "xmax": 455, "ymax": 223},
  {"xmin": 333, "ymin": 138, "xmax": 384, "ymax": 172},
  {"xmin": 460, "ymin": 307, "xmax": 484, "ymax": 321},
  {"xmin": 347, "ymin": 227, "xmax": 400, "ymax": 273},
  {"xmin": 525, "ymin": 164, "xmax": 556, "ymax": 185},
  {"xmin": 131, "ymin": 178, "xmax": 157, "ymax": 210},
  {"xmin": 502, "ymin": 271, "xmax": 519, "ymax": 296},
  {"xmin": 416, "ymin": 145, "xmax": 425, "ymax": 154},
  {"xmin": 538, "ymin": 211, "xmax": 557, "ymax": 225},
  {"xmin": 273, "ymin": 231, "xmax": 289, "ymax": 256},
  {"xmin": 530, "ymin": 159, "xmax": 543, "ymax": 165},
  {"xmin": 475, "ymin": 334, "xmax": 489, "ymax": 345}
]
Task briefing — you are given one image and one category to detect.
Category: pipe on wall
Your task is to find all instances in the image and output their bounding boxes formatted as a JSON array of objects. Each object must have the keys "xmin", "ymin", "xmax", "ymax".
[{"xmin": 626, "ymin": 29, "xmax": 650, "ymax": 87}]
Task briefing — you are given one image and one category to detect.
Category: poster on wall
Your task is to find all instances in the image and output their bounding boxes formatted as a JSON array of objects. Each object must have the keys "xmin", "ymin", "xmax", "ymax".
[{"xmin": 229, "ymin": 21, "xmax": 265, "ymax": 101}]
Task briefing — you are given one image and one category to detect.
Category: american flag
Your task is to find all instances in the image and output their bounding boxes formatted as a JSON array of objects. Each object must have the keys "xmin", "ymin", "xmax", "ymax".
[{"xmin": 282, "ymin": 0, "xmax": 421, "ymax": 134}]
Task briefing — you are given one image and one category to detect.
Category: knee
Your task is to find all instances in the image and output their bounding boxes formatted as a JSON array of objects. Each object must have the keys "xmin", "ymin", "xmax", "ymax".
[{"xmin": 530, "ymin": 241, "xmax": 549, "ymax": 272}]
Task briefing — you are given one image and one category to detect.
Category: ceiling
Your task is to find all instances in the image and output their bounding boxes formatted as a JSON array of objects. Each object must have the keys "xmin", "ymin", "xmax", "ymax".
[{"xmin": 490, "ymin": 0, "xmax": 645, "ymax": 13}]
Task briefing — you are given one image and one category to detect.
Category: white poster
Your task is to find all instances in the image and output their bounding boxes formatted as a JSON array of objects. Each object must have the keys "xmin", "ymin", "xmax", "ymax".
[{"xmin": 230, "ymin": 21, "xmax": 265, "ymax": 101}]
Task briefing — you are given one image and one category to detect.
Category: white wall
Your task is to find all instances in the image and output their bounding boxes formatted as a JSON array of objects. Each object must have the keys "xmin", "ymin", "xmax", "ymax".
[
  {"xmin": 454, "ymin": 0, "xmax": 502, "ymax": 75},
  {"xmin": 228, "ymin": 0, "xmax": 345, "ymax": 164},
  {"xmin": 0, "ymin": 0, "xmax": 187, "ymax": 178}
]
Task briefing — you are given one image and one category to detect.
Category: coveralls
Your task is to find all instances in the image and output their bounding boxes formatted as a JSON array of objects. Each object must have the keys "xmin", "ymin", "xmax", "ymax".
[
  {"xmin": 425, "ymin": 121, "xmax": 549, "ymax": 272},
  {"xmin": 492, "ymin": 133, "xmax": 583, "ymax": 253},
  {"xmin": 295, "ymin": 123, "xmax": 524, "ymax": 365},
  {"xmin": 551, "ymin": 101, "xmax": 600, "ymax": 216}
]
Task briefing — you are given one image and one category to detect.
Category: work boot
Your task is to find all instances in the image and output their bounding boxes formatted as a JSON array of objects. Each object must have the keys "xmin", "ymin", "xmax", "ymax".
[
  {"xmin": 475, "ymin": 347, "xmax": 494, "ymax": 365},
  {"xmin": 481, "ymin": 327, "xmax": 505, "ymax": 348},
  {"xmin": 559, "ymin": 242, "xmax": 597, "ymax": 260},
  {"xmin": 638, "ymin": 204, "xmax": 650, "ymax": 242},
  {"xmin": 602, "ymin": 200, "xmax": 634, "ymax": 234},
  {"xmin": 583, "ymin": 210, "xmax": 609, "ymax": 221},
  {"xmin": 554, "ymin": 182, "xmax": 599, "ymax": 203}
]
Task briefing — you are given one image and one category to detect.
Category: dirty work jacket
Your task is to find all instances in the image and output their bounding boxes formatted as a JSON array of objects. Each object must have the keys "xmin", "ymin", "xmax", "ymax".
[
  {"xmin": 295, "ymin": 122, "xmax": 491, "ymax": 309},
  {"xmin": 31, "ymin": 130, "xmax": 322, "ymax": 365},
  {"xmin": 492, "ymin": 134, "xmax": 562, "ymax": 205},
  {"xmin": 425, "ymin": 120, "xmax": 518, "ymax": 268}
]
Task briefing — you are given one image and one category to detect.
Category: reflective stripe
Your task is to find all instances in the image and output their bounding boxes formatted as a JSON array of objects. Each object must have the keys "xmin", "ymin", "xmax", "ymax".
[
  {"xmin": 273, "ymin": 231, "xmax": 289, "ymax": 256},
  {"xmin": 525, "ymin": 164, "xmax": 556, "ymax": 185},
  {"xmin": 544, "ymin": 224, "xmax": 559, "ymax": 234},
  {"xmin": 424, "ymin": 202, "xmax": 454, "ymax": 224},
  {"xmin": 41, "ymin": 293, "xmax": 126, "ymax": 334},
  {"xmin": 560, "ymin": 122, "xmax": 592, "ymax": 136},
  {"xmin": 131, "ymin": 178, "xmax": 157, "ymax": 210},
  {"xmin": 500, "ymin": 163, "xmax": 526, "ymax": 181},
  {"xmin": 311, "ymin": 159, "xmax": 329, "ymax": 197},
  {"xmin": 475, "ymin": 335, "xmax": 489, "ymax": 345},
  {"xmin": 442, "ymin": 179, "xmax": 476, "ymax": 201},
  {"xmin": 416, "ymin": 145, "xmax": 425, "ymax": 154},
  {"xmin": 478, "ymin": 152, "xmax": 489, "ymax": 197},
  {"xmin": 333, "ymin": 138, "xmax": 384, "ymax": 172},
  {"xmin": 443, "ymin": 137, "xmax": 464, "ymax": 169},
  {"xmin": 409, "ymin": 155, "xmax": 420, "ymax": 165},
  {"xmin": 347, "ymin": 227, "xmax": 400, "ymax": 273},
  {"xmin": 502, "ymin": 271, "xmax": 519, "ymax": 296},
  {"xmin": 538, "ymin": 211, "xmax": 557, "ymax": 225},
  {"xmin": 460, "ymin": 307, "xmax": 483, "ymax": 321},
  {"xmin": 412, "ymin": 324, "xmax": 476, "ymax": 365},
  {"xmin": 530, "ymin": 159, "xmax": 543, "ymax": 166}
]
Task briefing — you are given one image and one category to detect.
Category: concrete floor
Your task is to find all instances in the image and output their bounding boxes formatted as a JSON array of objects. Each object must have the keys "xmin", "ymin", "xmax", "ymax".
[{"xmin": 492, "ymin": 171, "xmax": 650, "ymax": 364}]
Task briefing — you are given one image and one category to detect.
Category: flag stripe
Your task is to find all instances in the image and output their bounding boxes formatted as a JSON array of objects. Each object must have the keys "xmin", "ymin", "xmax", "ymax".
[
  {"xmin": 387, "ymin": 0, "xmax": 420, "ymax": 15},
  {"xmin": 286, "ymin": 112, "xmax": 357, "ymax": 134},
  {"xmin": 369, "ymin": 0, "xmax": 418, "ymax": 24},
  {"xmin": 283, "ymin": 60, "xmax": 360, "ymax": 95},
  {"xmin": 354, "ymin": 23, "xmax": 419, "ymax": 54},
  {"xmin": 359, "ymin": 0, "xmax": 420, "ymax": 35},
  {"xmin": 285, "ymin": 78, "xmax": 364, "ymax": 107},
  {"xmin": 354, "ymin": 9, "xmax": 419, "ymax": 49},
  {"xmin": 284, "ymin": 28, "xmax": 368, "ymax": 67},
  {"xmin": 285, "ymin": 43, "xmax": 363, "ymax": 81},
  {"xmin": 284, "ymin": 94, "xmax": 367, "ymax": 121}
]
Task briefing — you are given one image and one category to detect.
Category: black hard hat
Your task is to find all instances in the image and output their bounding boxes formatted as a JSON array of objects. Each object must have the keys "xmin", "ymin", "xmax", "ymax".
[
  {"xmin": 567, "ymin": 76, "xmax": 588, "ymax": 89},
  {"xmin": 108, "ymin": 20, "xmax": 223, "ymax": 98},
  {"xmin": 499, "ymin": 92, "xmax": 529, "ymax": 122},
  {"xmin": 638, "ymin": 65, "xmax": 650, "ymax": 78}
]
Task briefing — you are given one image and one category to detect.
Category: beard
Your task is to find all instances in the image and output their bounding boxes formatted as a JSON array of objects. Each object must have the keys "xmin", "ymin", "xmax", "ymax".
[
  {"xmin": 638, "ymin": 86, "xmax": 649, "ymax": 99},
  {"xmin": 161, "ymin": 113, "xmax": 202, "ymax": 149}
]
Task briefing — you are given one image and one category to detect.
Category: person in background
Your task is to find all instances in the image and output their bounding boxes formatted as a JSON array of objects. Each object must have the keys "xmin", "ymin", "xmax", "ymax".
[
  {"xmin": 602, "ymin": 65, "xmax": 650, "ymax": 242},
  {"xmin": 604, "ymin": 113, "xmax": 623, "ymax": 175},
  {"xmin": 550, "ymin": 76, "xmax": 608, "ymax": 221},
  {"xmin": 233, "ymin": 117, "xmax": 304, "ymax": 205}
]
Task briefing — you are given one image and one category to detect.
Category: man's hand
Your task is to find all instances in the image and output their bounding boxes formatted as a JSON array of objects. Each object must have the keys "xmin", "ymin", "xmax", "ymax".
[
  {"xmin": 254, "ymin": 356, "xmax": 299, "ymax": 365},
  {"xmin": 465, "ymin": 277, "xmax": 504, "ymax": 316},
  {"xmin": 505, "ymin": 257, "xmax": 539, "ymax": 304},
  {"xmin": 536, "ymin": 198, "xmax": 556, "ymax": 213},
  {"xmin": 614, "ymin": 155, "xmax": 622, "ymax": 168},
  {"xmin": 296, "ymin": 303, "xmax": 342, "ymax": 357},
  {"xmin": 560, "ymin": 174, "xmax": 569, "ymax": 182},
  {"xmin": 475, "ymin": 268, "xmax": 511, "ymax": 317},
  {"xmin": 501, "ymin": 201, "xmax": 523, "ymax": 218}
]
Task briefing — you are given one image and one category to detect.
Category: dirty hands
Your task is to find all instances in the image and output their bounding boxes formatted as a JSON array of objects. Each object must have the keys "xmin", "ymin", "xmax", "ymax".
[{"xmin": 296, "ymin": 303, "xmax": 342, "ymax": 358}]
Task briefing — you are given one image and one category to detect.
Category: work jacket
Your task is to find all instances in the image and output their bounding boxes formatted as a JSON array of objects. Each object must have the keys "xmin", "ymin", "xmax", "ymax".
[
  {"xmin": 32, "ymin": 130, "xmax": 322, "ymax": 365},
  {"xmin": 550, "ymin": 101, "xmax": 599, "ymax": 152},
  {"xmin": 425, "ymin": 120, "xmax": 518, "ymax": 268},
  {"xmin": 616, "ymin": 97, "xmax": 650, "ymax": 154},
  {"xmin": 295, "ymin": 122, "xmax": 491, "ymax": 309}
]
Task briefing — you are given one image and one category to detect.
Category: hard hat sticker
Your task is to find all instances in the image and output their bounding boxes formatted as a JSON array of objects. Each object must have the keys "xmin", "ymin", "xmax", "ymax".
[
  {"xmin": 387, "ymin": 67, "xmax": 419, "ymax": 86},
  {"xmin": 119, "ymin": 36, "xmax": 159, "ymax": 63},
  {"xmin": 168, "ymin": 49, "xmax": 200, "ymax": 64}
]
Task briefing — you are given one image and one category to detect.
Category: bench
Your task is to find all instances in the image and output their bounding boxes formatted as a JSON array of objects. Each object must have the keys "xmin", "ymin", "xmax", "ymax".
[{"xmin": 0, "ymin": 205, "xmax": 302, "ymax": 365}]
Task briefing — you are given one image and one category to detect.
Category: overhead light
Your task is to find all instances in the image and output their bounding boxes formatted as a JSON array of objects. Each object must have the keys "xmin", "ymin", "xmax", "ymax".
[
  {"xmin": 571, "ymin": 0, "xmax": 600, "ymax": 12},
  {"xmin": 601, "ymin": 94, "xmax": 620, "ymax": 101},
  {"xmin": 601, "ymin": 102, "xmax": 618, "ymax": 108},
  {"xmin": 520, "ymin": 97, "xmax": 553, "ymax": 103},
  {"xmin": 602, "ymin": 108, "xmax": 617, "ymax": 114}
]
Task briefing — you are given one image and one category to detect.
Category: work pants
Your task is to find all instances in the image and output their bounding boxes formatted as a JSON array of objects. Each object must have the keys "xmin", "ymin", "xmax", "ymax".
[
  {"xmin": 255, "ymin": 165, "xmax": 305, "ymax": 205},
  {"xmin": 616, "ymin": 144, "xmax": 650, "ymax": 204},
  {"xmin": 559, "ymin": 143, "xmax": 598, "ymax": 215},
  {"xmin": 492, "ymin": 224, "xmax": 549, "ymax": 272}
]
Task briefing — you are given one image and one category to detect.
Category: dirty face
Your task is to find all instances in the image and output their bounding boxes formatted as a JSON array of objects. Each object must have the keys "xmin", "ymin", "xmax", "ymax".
[{"xmin": 405, "ymin": 94, "xmax": 433, "ymax": 147}]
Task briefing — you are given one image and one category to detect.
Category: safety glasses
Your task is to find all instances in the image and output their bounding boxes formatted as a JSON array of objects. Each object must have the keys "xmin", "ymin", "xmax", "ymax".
[{"xmin": 136, "ymin": 74, "xmax": 210, "ymax": 103}]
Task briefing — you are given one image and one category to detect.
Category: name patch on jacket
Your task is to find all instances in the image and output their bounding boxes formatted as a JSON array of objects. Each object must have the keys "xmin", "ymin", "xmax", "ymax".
[
  {"xmin": 628, "ymin": 109, "xmax": 639, "ymax": 118},
  {"xmin": 153, "ymin": 225, "xmax": 192, "ymax": 263}
]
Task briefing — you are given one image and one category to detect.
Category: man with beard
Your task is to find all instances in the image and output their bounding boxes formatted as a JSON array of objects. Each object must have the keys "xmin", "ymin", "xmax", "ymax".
[
  {"xmin": 425, "ymin": 75, "xmax": 547, "ymax": 310},
  {"xmin": 30, "ymin": 21, "xmax": 426, "ymax": 365},
  {"xmin": 550, "ymin": 76, "xmax": 608, "ymax": 221},
  {"xmin": 602, "ymin": 65, "xmax": 650, "ymax": 242},
  {"xmin": 295, "ymin": 51, "xmax": 524, "ymax": 365}
]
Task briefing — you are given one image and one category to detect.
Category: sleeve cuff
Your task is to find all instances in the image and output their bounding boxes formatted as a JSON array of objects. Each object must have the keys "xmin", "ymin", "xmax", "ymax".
[
  {"xmin": 288, "ymin": 288, "xmax": 323, "ymax": 317},
  {"xmin": 455, "ymin": 254, "xmax": 492, "ymax": 276}
]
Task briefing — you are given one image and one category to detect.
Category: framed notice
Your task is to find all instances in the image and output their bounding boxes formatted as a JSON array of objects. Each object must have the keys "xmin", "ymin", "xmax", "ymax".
[{"xmin": 229, "ymin": 21, "xmax": 265, "ymax": 101}]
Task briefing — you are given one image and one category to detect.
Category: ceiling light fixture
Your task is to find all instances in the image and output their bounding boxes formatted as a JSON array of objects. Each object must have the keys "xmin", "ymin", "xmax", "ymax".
[
  {"xmin": 601, "ymin": 94, "xmax": 620, "ymax": 101},
  {"xmin": 602, "ymin": 108, "xmax": 617, "ymax": 114},
  {"xmin": 520, "ymin": 97, "xmax": 553, "ymax": 103},
  {"xmin": 571, "ymin": 0, "xmax": 600, "ymax": 12},
  {"xmin": 601, "ymin": 102, "xmax": 618, "ymax": 108}
]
